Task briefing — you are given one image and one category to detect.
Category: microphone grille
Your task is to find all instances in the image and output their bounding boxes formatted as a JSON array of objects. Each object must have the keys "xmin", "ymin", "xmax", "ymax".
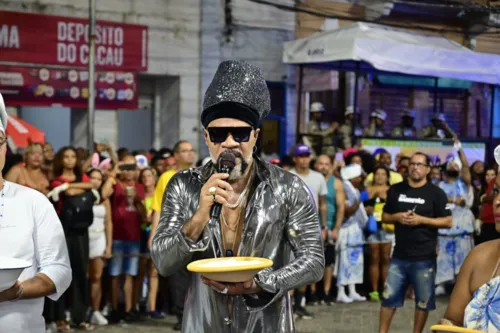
[{"xmin": 218, "ymin": 151, "xmax": 236, "ymax": 173}]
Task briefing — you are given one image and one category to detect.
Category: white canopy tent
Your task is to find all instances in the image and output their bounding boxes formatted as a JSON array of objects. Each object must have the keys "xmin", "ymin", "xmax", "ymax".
[{"xmin": 283, "ymin": 22, "xmax": 500, "ymax": 84}]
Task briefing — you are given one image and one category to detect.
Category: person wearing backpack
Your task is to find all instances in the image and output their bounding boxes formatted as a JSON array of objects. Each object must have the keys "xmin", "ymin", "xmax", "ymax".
[{"xmin": 48, "ymin": 146, "xmax": 97, "ymax": 332}]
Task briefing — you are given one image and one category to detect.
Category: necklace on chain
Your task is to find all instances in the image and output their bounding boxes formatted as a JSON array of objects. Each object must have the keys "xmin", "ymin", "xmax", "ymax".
[
  {"xmin": 226, "ymin": 187, "xmax": 247, "ymax": 209},
  {"xmin": 220, "ymin": 170, "xmax": 254, "ymax": 257},
  {"xmin": 221, "ymin": 206, "xmax": 241, "ymax": 232},
  {"xmin": 226, "ymin": 170, "xmax": 254, "ymax": 209},
  {"xmin": 221, "ymin": 191, "xmax": 249, "ymax": 257},
  {"xmin": 221, "ymin": 210, "xmax": 240, "ymax": 257}
]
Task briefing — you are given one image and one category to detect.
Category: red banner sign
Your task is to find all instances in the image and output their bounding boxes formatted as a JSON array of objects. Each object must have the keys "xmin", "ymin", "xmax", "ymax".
[
  {"xmin": 0, "ymin": 10, "xmax": 148, "ymax": 71},
  {"xmin": 0, "ymin": 65, "xmax": 138, "ymax": 109}
]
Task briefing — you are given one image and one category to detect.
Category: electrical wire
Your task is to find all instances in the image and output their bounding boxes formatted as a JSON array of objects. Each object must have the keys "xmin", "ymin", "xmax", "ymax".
[{"xmin": 249, "ymin": 0, "xmax": 500, "ymax": 35}]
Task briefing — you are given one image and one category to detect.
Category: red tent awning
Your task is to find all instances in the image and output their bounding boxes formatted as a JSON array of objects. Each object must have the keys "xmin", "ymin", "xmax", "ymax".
[{"xmin": 6, "ymin": 115, "xmax": 45, "ymax": 149}]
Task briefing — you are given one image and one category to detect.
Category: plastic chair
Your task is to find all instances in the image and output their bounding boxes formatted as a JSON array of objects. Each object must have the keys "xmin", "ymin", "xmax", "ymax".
[{"xmin": 430, "ymin": 324, "xmax": 486, "ymax": 333}]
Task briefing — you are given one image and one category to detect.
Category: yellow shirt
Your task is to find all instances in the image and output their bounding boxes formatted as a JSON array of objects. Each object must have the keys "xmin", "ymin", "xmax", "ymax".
[
  {"xmin": 151, "ymin": 169, "xmax": 176, "ymax": 212},
  {"xmin": 364, "ymin": 170, "xmax": 403, "ymax": 187}
]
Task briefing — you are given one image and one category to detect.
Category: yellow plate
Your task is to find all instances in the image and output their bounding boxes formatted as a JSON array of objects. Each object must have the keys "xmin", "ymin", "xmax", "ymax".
[
  {"xmin": 187, "ymin": 257, "xmax": 273, "ymax": 273},
  {"xmin": 430, "ymin": 325, "xmax": 485, "ymax": 333}
]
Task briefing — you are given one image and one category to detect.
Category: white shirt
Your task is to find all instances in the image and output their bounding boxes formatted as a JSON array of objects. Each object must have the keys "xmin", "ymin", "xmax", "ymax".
[
  {"xmin": 289, "ymin": 169, "xmax": 328, "ymax": 209},
  {"xmin": 0, "ymin": 181, "xmax": 71, "ymax": 333}
]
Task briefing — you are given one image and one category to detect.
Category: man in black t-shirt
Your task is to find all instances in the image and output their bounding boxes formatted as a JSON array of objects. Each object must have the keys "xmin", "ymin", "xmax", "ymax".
[{"xmin": 378, "ymin": 152, "xmax": 452, "ymax": 333}]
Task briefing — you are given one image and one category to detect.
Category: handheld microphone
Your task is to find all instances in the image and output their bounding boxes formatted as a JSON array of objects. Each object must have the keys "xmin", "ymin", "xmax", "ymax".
[{"xmin": 210, "ymin": 151, "xmax": 236, "ymax": 219}]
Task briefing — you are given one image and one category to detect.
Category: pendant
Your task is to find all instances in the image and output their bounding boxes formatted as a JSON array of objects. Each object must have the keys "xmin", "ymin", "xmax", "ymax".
[{"xmin": 225, "ymin": 249, "xmax": 233, "ymax": 257}]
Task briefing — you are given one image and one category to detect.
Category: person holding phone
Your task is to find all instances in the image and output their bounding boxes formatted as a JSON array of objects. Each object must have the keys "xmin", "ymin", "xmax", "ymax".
[
  {"xmin": 101, "ymin": 154, "xmax": 146, "ymax": 323},
  {"xmin": 81, "ymin": 139, "xmax": 118, "ymax": 177},
  {"xmin": 378, "ymin": 152, "xmax": 452, "ymax": 333}
]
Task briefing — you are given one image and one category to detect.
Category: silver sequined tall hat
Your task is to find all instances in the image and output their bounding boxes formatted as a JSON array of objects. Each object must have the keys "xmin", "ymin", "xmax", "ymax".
[{"xmin": 201, "ymin": 60, "xmax": 271, "ymax": 128}]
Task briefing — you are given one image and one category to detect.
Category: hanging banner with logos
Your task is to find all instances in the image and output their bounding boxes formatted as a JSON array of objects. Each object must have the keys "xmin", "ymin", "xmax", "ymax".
[
  {"xmin": 0, "ymin": 10, "xmax": 148, "ymax": 71},
  {"xmin": 0, "ymin": 66, "xmax": 138, "ymax": 109},
  {"xmin": 360, "ymin": 138, "xmax": 486, "ymax": 167}
]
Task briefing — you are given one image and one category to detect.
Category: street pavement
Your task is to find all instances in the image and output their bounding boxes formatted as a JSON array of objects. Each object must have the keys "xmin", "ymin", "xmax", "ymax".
[{"xmin": 93, "ymin": 296, "xmax": 448, "ymax": 333}]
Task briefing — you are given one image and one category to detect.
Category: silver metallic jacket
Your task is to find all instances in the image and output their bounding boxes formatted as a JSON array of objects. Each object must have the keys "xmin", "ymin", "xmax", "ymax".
[{"xmin": 151, "ymin": 157, "xmax": 325, "ymax": 333}]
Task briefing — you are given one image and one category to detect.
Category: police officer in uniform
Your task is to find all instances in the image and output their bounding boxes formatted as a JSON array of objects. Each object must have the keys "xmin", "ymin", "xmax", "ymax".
[
  {"xmin": 305, "ymin": 102, "xmax": 338, "ymax": 156},
  {"xmin": 391, "ymin": 109, "xmax": 417, "ymax": 137},
  {"xmin": 419, "ymin": 113, "xmax": 454, "ymax": 139},
  {"xmin": 338, "ymin": 106, "xmax": 363, "ymax": 150},
  {"xmin": 364, "ymin": 109, "xmax": 387, "ymax": 137}
]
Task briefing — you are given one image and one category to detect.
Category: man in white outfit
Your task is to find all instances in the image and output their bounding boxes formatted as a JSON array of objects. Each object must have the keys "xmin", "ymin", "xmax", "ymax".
[{"xmin": 0, "ymin": 93, "xmax": 72, "ymax": 332}]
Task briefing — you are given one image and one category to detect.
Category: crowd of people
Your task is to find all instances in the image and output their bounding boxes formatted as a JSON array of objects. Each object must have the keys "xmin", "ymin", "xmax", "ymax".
[
  {"xmin": 4, "ymin": 140, "xmax": 203, "ymax": 332},
  {"xmin": 3, "ymin": 60, "xmax": 500, "ymax": 333},
  {"xmin": 263, "ymin": 137, "xmax": 500, "ymax": 332},
  {"xmin": 7, "ymin": 131, "xmax": 499, "ymax": 332}
]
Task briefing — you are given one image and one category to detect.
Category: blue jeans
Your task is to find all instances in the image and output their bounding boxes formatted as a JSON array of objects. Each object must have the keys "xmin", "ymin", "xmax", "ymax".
[
  {"xmin": 367, "ymin": 229, "xmax": 395, "ymax": 243},
  {"xmin": 381, "ymin": 257, "xmax": 436, "ymax": 311},
  {"xmin": 109, "ymin": 240, "xmax": 140, "ymax": 277}
]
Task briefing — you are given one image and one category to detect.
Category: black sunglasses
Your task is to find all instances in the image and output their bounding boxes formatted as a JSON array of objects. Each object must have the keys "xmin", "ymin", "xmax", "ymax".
[
  {"xmin": 206, "ymin": 127, "xmax": 253, "ymax": 143},
  {"xmin": 119, "ymin": 163, "xmax": 137, "ymax": 171}
]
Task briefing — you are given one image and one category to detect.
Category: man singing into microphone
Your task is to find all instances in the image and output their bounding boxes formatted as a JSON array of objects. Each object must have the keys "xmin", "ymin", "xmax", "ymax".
[{"xmin": 151, "ymin": 60, "xmax": 325, "ymax": 333}]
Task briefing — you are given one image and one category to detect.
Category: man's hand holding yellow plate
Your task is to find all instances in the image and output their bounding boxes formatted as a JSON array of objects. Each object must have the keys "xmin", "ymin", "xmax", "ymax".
[{"xmin": 201, "ymin": 276, "xmax": 263, "ymax": 296}]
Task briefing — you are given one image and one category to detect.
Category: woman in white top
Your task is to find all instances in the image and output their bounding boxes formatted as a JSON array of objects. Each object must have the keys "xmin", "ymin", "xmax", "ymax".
[
  {"xmin": 439, "ymin": 156, "xmax": 500, "ymax": 331},
  {"xmin": 87, "ymin": 168, "xmax": 112, "ymax": 326}
]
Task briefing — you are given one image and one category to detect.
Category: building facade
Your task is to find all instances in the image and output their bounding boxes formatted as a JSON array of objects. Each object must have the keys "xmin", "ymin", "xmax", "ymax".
[{"xmin": 1, "ymin": 0, "xmax": 201, "ymax": 152}]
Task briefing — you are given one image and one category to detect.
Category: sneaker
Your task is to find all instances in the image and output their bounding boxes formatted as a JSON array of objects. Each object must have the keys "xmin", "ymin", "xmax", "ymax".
[
  {"xmin": 149, "ymin": 310, "xmax": 166, "ymax": 319},
  {"xmin": 173, "ymin": 322, "xmax": 182, "ymax": 331},
  {"xmin": 349, "ymin": 293, "xmax": 366, "ymax": 302},
  {"xmin": 130, "ymin": 309, "xmax": 143, "ymax": 321},
  {"xmin": 101, "ymin": 304, "xmax": 111, "ymax": 317},
  {"xmin": 369, "ymin": 291, "xmax": 380, "ymax": 302},
  {"xmin": 65, "ymin": 310, "xmax": 71, "ymax": 323},
  {"xmin": 295, "ymin": 307, "xmax": 313, "ymax": 319},
  {"xmin": 307, "ymin": 293, "xmax": 319, "ymax": 306},
  {"xmin": 90, "ymin": 311, "xmax": 108, "ymax": 326},
  {"xmin": 106, "ymin": 310, "xmax": 122, "ymax": 324},
  {"xmin": 323, "ymin": 294, "xmax": 335, "ymax": 306},
  {"xmin": 336, "ymin": 293, "xmax": 353, "ymax": 303},
  {"xmin": 123, "ymin": 311, "xmax": 138, "ymax": 323},
  {"xmin": 435, "ymin": 285, "xmax": 446, "ymax": 296},
  {"xmin": 45, "ymin": 322, "xmax": 57, "ymax": 333}
]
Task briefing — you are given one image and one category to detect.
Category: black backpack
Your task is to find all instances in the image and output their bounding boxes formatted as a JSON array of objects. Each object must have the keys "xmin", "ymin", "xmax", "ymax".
[{"xmin": 59, "ymin": 178, "xmax": 96, "ymax": 231}]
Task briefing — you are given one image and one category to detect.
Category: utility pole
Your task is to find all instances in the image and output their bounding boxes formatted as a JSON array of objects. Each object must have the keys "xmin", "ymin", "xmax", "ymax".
[{"xmin": 88, "ymin": 0, "xmax": 96, "ymax": 150}]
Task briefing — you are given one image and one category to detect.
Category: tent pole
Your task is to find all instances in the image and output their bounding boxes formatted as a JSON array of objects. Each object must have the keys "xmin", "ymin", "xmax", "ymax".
[
  {"xmin": 489, "ymin": 84, "xmax": 495, "ymax": 140},
  {"xmin": 433, "ymin": 77, "xmax": 438, "ymax": 114},
  {"xmin": 490, "ymin": 84, "xmax": 498, "ymax": 161},
  {"xmin": 296, "ymin": 65, "xmax": 304, "ymax": 144},
  {"xmin": 352, "ymin": 62, "xmax": 360, "ymax": 141}
]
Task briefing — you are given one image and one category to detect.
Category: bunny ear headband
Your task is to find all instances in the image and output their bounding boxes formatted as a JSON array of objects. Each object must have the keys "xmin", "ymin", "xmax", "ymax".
[{"xmin": 91, "ymin": 152, "xmax": 112, "ymax": 171}]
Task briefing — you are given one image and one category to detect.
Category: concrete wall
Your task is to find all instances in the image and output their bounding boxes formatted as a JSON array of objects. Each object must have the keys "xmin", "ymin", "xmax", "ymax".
[
  {"xmin": 200, "ymin": 0, "xmax": 296, "ymax": 158},
  {"xmin": 5, "ymin": 0, "xmax": 297, "ymax": 154}
]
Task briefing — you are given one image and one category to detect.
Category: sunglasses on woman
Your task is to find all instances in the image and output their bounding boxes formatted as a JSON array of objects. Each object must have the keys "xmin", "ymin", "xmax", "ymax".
[{"xmin": 206, "ymin": 127, "xmax": 253, "ymax": 143}]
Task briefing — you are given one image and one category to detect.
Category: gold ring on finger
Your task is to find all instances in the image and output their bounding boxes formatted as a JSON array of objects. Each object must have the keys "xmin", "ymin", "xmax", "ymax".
[{"xmin": 208, "ymin": 186, "xmax": 217, "ymax": 195}]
